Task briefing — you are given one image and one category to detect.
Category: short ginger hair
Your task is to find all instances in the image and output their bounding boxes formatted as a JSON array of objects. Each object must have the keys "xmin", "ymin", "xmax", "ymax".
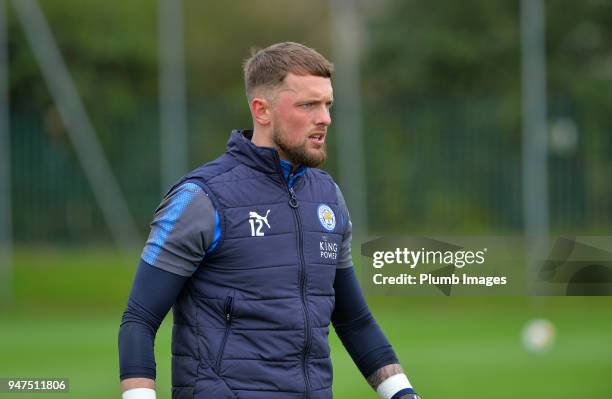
[{"xmin": 243, "ymin": 42, "xmax": 334, "ymax": 102}]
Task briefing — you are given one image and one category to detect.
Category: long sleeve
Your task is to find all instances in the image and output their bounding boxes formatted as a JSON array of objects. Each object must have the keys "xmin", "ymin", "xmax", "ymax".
[
  {"xmin": 118, "ymin": 261, "xmax": 188, "ymax": 379},
  {"xmin": 331, "ymin": 184, "xmax": 399, "ymax": 378},
  {"xmin": 118, "ymin": 181, "xmax": 218, "ymax": 380},
  {"xmin": 332, "ymin": 267, "xmax": 399, "ymax": 378}
]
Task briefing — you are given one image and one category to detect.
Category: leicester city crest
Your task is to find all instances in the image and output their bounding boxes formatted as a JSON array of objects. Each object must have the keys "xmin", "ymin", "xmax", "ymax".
[{"xmin": 317, "ymin": 204, "xmax": 336, "ymax": 231}]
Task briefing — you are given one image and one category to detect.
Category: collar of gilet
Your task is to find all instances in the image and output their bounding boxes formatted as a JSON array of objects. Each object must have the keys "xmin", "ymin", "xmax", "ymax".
[{"xmin": 226, "ymin": 129, "xmax": 307, "ymax": 181}]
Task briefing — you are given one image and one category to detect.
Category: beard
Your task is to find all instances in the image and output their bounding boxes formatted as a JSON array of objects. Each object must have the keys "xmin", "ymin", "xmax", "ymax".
[{"xmin": 272, "ymin": 126, "xmax": 326, "ymax": 168}]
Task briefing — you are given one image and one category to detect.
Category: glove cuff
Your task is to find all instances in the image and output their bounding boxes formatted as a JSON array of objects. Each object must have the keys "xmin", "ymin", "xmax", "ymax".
[
  {"xmin": 377, "ymin": 373, "xmax": 416, "ymax": 399},
  {"xmin": 122, "ymin": 388, "xmax": 156, "ymax": 399},
  {"xmin": 391, "ymin": 387, "xmax": 420, "ymax": 399}
]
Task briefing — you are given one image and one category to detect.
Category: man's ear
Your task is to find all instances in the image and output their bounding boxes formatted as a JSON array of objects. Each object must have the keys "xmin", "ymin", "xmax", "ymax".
[{"xmin": 251, "ymin": 97, "xmax": 271, "ymax": 126}]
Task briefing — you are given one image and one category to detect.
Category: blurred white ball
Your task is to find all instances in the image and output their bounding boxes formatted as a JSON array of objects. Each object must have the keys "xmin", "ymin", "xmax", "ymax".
[
  {"xmin": 549, "ymin": 117, "xmax": 578, "ymax": 156},
  {"xmin": 522, "ymin": 319, "xmax": 556, "ymax": 353}
]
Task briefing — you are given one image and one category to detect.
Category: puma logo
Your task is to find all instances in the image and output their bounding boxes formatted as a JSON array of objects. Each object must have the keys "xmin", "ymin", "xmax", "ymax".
[{"xmin": 248, "ymin": 210, "xmax": 271, "ymax": 236}]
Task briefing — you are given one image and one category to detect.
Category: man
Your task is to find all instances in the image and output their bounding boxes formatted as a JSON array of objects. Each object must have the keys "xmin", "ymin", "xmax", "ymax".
[{"xmin": 119, "ymin": 42, "xmax": 419, "ymax": 399}]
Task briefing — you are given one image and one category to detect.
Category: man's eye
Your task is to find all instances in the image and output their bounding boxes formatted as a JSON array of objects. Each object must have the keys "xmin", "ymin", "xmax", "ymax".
[
  {"xmin": 326, "ymin": 102, "xmax": 333, "ymax": 110},
  {"xmin": 300, "ymin": 103, "xmax": 314, "ymax": 108}
]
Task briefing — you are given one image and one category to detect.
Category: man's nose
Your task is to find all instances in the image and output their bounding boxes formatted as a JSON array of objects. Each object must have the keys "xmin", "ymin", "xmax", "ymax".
[{"xmin": 316, "ymin": 107, "xmax": 332, "ymax": 126}]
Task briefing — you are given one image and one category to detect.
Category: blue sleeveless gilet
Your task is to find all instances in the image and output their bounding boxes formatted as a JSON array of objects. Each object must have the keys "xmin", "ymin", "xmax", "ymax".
[{"xmin": 171, "ymin": 130, "xmax": 346, "ymax": 399}]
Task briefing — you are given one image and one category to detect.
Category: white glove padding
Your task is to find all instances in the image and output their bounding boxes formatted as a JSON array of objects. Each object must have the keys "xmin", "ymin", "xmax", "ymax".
[
  {"xmin": 122, "ymin": 388, "xmax": 156, "ymax": 399},
  {"xmin": 377, "ymin": 373, "xmax": 413, "ymax": 399}
]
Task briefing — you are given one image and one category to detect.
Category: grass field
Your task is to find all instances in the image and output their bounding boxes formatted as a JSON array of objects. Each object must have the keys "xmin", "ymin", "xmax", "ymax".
[{"xmin": 1, "ymin": 247, "xmax": 611, "ymax": 398}]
